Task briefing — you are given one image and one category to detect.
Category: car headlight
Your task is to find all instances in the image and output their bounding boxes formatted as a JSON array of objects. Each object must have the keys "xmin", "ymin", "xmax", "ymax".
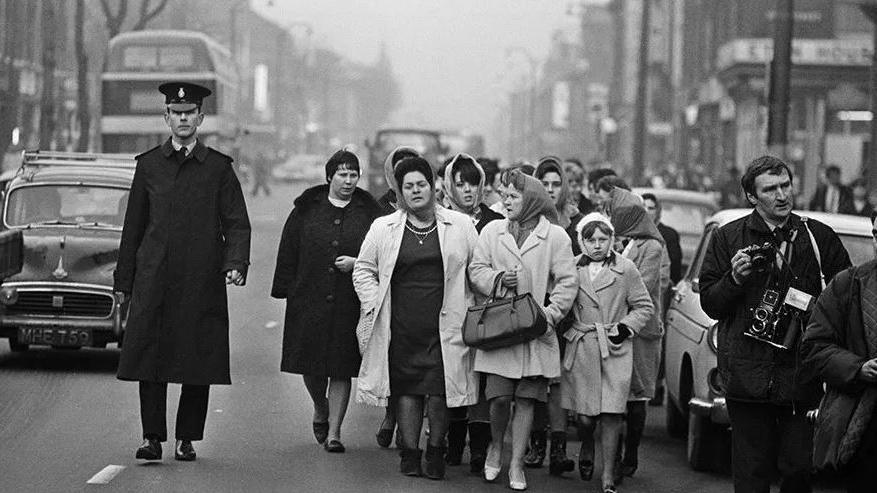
[
  {"xmin": 0, "ymin": 286, "xmax": 18, "ymax": 305},
  {"xmin": 708, "ymin": 323, "xmax": 719, "ymax": 353}
]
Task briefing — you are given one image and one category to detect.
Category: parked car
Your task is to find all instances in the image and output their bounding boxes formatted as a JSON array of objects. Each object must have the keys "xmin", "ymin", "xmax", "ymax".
[
  {"xmin": 663, "ymin": 209, "xmax": 874, "ymax": 472},
  {"xmin": 632, "ymin": 188, "xmax": 719, "ymax": 271},
  {"xmin": 271, "ymin": 154, "xmax": 324, "ymax": 183},
  {"xmin": 0, "ymin": 151, "xmax": 134, "ymax": 351}
]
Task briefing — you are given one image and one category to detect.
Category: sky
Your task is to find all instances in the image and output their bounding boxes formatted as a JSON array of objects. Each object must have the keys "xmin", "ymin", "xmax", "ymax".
[{"xmin": 254, "ymin": 0, "xmax": 607, "ymax": 142}]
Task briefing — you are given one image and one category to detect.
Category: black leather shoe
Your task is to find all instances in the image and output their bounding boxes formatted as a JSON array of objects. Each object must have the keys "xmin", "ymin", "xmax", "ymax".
[
  {"xmin": 174, "ymin": 440, "xmax": 196, "ymax": 461},
  {"xmin": 135, "ymin": 439, "xmax": 162, "ymax": 461}
]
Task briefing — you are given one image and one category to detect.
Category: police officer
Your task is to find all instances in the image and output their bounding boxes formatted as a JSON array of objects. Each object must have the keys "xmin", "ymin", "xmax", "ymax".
[{"xmin": 114, "ymin": 82, "xmax": 251, "ymax": 461}]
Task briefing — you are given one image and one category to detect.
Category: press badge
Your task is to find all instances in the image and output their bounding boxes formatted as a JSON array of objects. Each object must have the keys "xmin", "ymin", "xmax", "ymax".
[{"xmin": 784, "ymin": 287, "xmax": 813, "ymax": 312}]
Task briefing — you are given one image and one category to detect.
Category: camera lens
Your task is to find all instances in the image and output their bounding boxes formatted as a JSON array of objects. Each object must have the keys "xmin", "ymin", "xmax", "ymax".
[
  {"xmin": 750, "ymin": 319, "xmax": 766, "ymax": 336},
  {"xmin": 754, "ymin": 308, "xmax": 768, "ymax": 321}
]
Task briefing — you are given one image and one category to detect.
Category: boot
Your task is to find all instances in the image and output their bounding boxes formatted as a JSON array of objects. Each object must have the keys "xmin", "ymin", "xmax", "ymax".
[
  {"xmin": 425, "ymin": 444, "xmax": 446, "ymax": 480},
  {"xmin": 468, "ymin": 422, "xmax": 492, "ymax": 475},
  {"xmin": 399, "ymin": 448, "xmax": 423, "ymax": 477},
  {"xmin": 523, "ymin": 429, "xmax": 547, "ymax": 468},
  {"xmin": 548, "ymin": 431, "xmax": 575, "ymax": 476},
  {"xmin": 445, "ymin": 420, "xmax": 467, "ymax": 466}
]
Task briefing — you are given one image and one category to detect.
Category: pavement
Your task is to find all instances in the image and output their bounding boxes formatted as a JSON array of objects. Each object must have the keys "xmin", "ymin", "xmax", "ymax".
[{"xmin": 0, "ymin": 181, "xmax": 842, "ymax": 492}]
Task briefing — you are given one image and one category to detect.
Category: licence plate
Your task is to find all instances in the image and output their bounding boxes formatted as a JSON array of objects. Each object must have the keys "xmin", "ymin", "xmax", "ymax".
[{"xmin": 17, "ymin": 327, "xmax": 92, "ymax": 347}]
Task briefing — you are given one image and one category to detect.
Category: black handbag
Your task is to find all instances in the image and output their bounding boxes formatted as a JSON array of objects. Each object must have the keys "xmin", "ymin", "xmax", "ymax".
[{"xmin": 463, "ymin": 275, "xmax": 548, "ymax": 350}]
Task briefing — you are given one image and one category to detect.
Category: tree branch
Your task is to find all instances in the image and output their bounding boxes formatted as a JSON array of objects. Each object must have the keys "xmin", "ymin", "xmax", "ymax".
[
  {"xmin": 100, "ymin": 0, "xmax": 128, "ymax": 38},
  {"xmin": 132, "ymin": 0, "xmax": 169, "ymax": 31}
]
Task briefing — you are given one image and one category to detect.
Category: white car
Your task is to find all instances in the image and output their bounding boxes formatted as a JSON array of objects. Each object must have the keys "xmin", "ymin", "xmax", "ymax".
[{"xmin": 664, "ymin": 209, "xmax": 874, "ymax": 472}]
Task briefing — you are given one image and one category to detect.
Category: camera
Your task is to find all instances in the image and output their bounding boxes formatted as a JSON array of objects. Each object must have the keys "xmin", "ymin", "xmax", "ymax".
[
  {"xmin": 745, "ymin": 286, "xmax": 813, "ymax": 350},
  {"xmin": 741, "ymin": 242, "xmax": 775, "ymax": 273}
]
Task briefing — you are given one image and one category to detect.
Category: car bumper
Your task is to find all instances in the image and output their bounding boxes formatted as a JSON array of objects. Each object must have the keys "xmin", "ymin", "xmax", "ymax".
[
  {"xmin": 0, "ymin": 281, "xmax": 126, "ymax": 338},
  {"xmin": 689, "ymin": 396, "xmax": 730, "ymax": 425}
]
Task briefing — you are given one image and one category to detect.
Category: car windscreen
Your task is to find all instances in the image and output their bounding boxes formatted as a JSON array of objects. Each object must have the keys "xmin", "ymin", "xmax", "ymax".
[
  {"xmin": 5, "ymin": 185, "xmax": 130, "ymax": 228},
  {"xmin": 839, "ymin": 234, "xmax": 874, "ymax": 266},
  {"xmin": 660, "ymin": 201, "xmax": 716, "ymax": 235}
]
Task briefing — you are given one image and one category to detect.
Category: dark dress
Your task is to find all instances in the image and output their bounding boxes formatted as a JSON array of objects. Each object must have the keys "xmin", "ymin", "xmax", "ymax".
[
  {"xmin": 271, "ymin": 185, "xmax": 382, "ymax": 377},
  {"xmin": 389, "ymin": 222, "xmax": 445, "ymax": 395}
]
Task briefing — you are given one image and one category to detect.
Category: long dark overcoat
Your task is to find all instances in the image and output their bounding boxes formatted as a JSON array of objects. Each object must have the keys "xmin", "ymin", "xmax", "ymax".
[
  {"xmin": 271, "ymin": 185, "xmax": 381, "ymax": 377},
  {"xmin": 114, "ymin": 138, "xmax": 251, "ymax": 385}
]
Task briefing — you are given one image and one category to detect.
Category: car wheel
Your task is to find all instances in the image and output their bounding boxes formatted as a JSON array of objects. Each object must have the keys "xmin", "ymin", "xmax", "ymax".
[
  {"xmin": 687, "ymin": 412, "xmax": 725, "ymax": 472},
  {"xmin": 665, "ymin": 394, "xmax": 687, "ymax": 439}
]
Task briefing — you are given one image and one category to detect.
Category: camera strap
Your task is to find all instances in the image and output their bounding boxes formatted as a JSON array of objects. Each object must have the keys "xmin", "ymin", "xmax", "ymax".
[{"xmin": 800, "ymin": 217, "xmax": 826, "ymax": 290}]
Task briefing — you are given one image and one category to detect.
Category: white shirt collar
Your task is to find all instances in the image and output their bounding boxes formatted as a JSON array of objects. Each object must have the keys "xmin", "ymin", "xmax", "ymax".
[{"xmin": 171, "ymin": 139, "xmax": 196, "ymax": 155}]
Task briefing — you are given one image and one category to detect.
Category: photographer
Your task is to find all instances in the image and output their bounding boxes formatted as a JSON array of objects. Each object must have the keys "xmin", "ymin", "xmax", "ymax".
[{"xmin": 699, "ymin": 156, "xmax": 850, "ymax": 493}]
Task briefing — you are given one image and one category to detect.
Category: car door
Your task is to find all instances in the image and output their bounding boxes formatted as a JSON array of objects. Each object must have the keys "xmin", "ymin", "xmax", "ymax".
[{"xmin": 664, "ymin": 222, "xmax": 718, "ymax": 408}]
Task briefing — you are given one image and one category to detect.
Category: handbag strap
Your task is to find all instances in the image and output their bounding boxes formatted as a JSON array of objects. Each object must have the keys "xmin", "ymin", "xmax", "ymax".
[{"xmin": 488, "ymin": 272, "xmax": 504, "ymax": 302}]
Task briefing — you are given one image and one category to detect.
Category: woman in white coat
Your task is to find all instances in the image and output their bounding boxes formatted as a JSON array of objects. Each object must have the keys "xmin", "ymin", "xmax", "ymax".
[
  {"xmin": 353, "ymin": 156, "xmax": 479, "ymax": 480},
  {"xmin": 469, "ymin": 169, "xmax": 577, "ymax": 490},
  {"xmin": 561, "ymin": 213, "xmax": 654, "ymax": 493}
]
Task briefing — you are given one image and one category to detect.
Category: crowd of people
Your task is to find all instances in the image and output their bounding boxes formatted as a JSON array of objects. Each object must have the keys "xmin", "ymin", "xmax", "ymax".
[
  {"xmin": 271, "ymin": 147, "xmax": 684, "ymax": 493},
  {"xmin": 118, "ymin": 80, "xmax": 876, "ymax": 493}
]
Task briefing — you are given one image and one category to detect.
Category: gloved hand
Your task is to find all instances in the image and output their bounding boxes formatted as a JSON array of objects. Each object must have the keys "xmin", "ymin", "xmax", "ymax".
[{"xmin": 608, "ymin": 324, "xmax": 631, "ymax": 345}]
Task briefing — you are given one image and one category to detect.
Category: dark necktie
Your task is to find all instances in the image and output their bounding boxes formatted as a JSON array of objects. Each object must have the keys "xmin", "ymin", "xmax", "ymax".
[{"xmin": 176, "ymin": 147, "xmax": 188, "ymax": 163}]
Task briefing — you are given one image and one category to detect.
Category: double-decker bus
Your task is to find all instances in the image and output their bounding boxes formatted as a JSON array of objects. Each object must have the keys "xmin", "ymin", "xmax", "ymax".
[{"xmin": 100, "ymin": 30, "xmax": 239, "ymax": 153}]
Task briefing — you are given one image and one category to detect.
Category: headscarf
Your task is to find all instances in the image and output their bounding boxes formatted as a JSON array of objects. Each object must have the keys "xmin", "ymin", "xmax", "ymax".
[
  {"xmin": 501, "ymin": 169, "xmax": 558, "ymax": 247},
  {"xmin": 383, "ymin": 146, "xmax": 420, "ymax": 199},
  {"xmin": 606, "ymin": 187, "xmax": 664, "ymax": 244},
  {"xmin": 442, "ymin": 153, "xmax": 485, "ymax": 217},
  {"xmin": 575, "ymin": 212, "xmax": 614, "ymax": 258},
  {"xmin": 393, "ymin": 156, "xmax": 437, "ymax": 213},
  {"xmin": 535, "ymin": 156, "xmax": 571, "ymax": 228}
]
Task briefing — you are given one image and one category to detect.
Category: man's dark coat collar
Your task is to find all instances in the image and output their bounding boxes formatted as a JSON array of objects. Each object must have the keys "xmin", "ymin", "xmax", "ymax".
[
  {"xmin": 746, "ymin": 209, "xmax": 802, "ymax": 235},
  {"xmin": 161, "ymin": 138, "xmax": 208, "ymax": 163}
]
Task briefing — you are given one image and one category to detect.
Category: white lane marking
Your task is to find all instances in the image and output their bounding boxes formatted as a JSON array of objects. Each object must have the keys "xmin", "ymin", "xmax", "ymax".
[{"xmin": 86, "ymin": 464, "xmax": 126, "ymax": 484}]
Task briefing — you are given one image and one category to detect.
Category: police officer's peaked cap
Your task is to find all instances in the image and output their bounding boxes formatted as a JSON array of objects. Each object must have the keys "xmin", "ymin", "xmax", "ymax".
[{"xmin": 158, "ymin": 82, "xmax": 212, "ymax": 111}]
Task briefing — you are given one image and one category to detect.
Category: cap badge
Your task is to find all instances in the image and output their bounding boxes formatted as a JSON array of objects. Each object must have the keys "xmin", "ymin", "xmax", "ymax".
[{"xmin": 178, "ymin": 87, "xmax": 185, "ymax": 98}]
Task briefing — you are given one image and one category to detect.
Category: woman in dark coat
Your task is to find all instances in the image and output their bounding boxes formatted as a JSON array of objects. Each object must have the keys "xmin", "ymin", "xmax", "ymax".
[
  {"xmin": 440, "ymin": 153, "xmax": 503, "ymax": 472},
  {"xmin": 271, "ymin": 149, "xmax": 382, "ymax": 453}
]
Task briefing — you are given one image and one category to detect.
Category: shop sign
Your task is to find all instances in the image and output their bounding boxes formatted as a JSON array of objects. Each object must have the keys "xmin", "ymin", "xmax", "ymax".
[{"xmin": 717, "ymin": 38, "xmax": 873, "ymax": 71}]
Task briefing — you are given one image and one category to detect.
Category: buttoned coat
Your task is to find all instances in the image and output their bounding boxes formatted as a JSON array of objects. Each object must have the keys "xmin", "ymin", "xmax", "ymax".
[
  {"xmin": 468, "ymin": 216, "xmax": 577, "ymax": 379},
  {"xmin": 560, "ymin": 255, "xmax": 654, "ymax": 415},
  {"xmin": 353, "ymin": 207, "xmax": 479, "ymax": 408},
  {"xmin": 622, "ymin": 237, "xmax": 670, "ymax": 400},
  {"xmin": 271, "ymin": 185, "xmax": 382, "ymax": 377},
  {"xmin": 115, "ymin": 138, "xmax": 251, "ymax": 385}
]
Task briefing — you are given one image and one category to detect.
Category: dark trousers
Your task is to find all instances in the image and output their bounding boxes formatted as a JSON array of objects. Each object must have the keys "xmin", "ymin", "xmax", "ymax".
[
  {"xmin": 726, "ymin": 399, "xmax": 812, "ymax": 493},
  {"xmin": 139, "ymin": 381, "xmax": 210, "ymax": 442},
  {"xmin": 845, "ymin": 418, "xmax": 877, "ymax": 493}
]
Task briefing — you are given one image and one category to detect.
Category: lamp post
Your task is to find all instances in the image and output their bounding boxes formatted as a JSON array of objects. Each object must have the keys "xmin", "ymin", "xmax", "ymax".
[{"xmin": 766, "ymin": 0, "xmax": 794, "ymax": 159}]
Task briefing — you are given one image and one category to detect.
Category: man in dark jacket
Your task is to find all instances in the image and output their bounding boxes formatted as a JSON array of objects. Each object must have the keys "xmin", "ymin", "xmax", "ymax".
[
  {"xmin": 809, "ymin": 165, "xmax": 855, "ymax": 214},
  {"xmin": 114, "ymin": 82, "xmax": 251, "ymax": 462},
  {"xmin": 642, "ymin": 193, "xmax": 682, "ymax": 284},
  {"xmin": 802, "ymin": 215, "xmax": 877, "ymax": 492},
  {"xmin": 699, "ymin": 155, "xmax": 850, "ymax": 492}
]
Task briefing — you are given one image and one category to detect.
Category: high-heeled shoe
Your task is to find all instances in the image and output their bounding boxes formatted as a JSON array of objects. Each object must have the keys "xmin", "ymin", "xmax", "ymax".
[
  {"xmin": 483, "ymin": 442, "xmax": 501, "ymax": 482},
  {"xmin": 508, "ymin": 468, "xmax": 528, "ymax": 491}
]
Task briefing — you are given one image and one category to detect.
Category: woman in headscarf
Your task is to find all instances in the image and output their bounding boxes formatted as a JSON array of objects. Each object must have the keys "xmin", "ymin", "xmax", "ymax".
[
  {"xmin": 271, "ymin": 149, "xmax": 382, "ymax": 453},
  {"xmin": 469, "ymin": 169, "xmax": 577, "ymax": 490},
  {"xmin": 605, "ymin": 187, "xmax": 670, "ymax": 482},
  {"xmin": 561, "ymin": 213, "xmax": 654, "ymax": 493},
  {"xmin": 442, "ymin": 153, "xmax": 504, "ymax": 233},
  {"xmin": 489, "ymin": 162, "xmax": 536, "ymax": 217},
  {"xmin": 376, "ymin": 146, "xmax": 421, "ymax": 215},
  {"xmin": 354, "ymin": 156, "xmax": 479, "ymax": 480},
  {"xmin": 524, "ymin": 156, "xmax": 580, "ymax": 475},
  {"xmin": 441, "ymin": 153, "xmax": 503, "ymax": 473}
]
